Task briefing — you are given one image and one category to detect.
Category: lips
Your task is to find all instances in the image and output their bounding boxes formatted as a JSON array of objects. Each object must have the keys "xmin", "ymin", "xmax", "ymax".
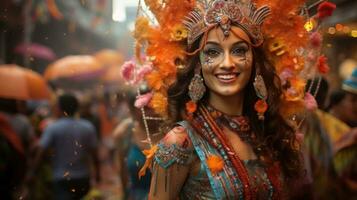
[{"xmin": 215, "ymin": 73, "xmax": 240, "ymax": 83}]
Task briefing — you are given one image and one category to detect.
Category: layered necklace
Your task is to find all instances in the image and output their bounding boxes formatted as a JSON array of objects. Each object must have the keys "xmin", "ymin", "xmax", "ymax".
[{"xmin": 205, "ymin": 104, "xmax": 256, "ymax": 145}]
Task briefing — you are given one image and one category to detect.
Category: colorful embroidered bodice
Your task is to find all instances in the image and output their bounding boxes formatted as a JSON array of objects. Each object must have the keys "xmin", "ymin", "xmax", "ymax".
[{"xmin": 153, "ymin": 120, "xmax": 283, "ymax": 200}]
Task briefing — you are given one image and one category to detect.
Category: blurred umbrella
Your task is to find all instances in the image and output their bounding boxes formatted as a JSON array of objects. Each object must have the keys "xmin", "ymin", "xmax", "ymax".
[
  {"xmin": 0, "ymin": 64, "xmax": 51, "ymax": 100},
  {"xmin": 94, "ymin": 49, "xmax": 124, "ymax": 67},
  {"xmin": 14, "ymin": 43, "xmax": 56, "ymax": 61},
  {"xmin": 45, "ymin": 55, "xmax": 106, "ymax": 90},
  {"xmin": 44, "ymin": 55, "xmax": 104, "ymax": 81},
  {"xmin": 94, "ymin": 50, "xmax": 125, "ymax": 90},
  {"xmin": 101, "ymin": 65, "xmax": 123, "ymax": 83}
]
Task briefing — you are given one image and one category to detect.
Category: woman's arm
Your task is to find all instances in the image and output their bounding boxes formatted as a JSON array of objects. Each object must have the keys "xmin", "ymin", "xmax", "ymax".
[
  {"xmin": 148, "ymin": 126, "xmax": 194, "ymax": 200},
  {"xmin": 112, "ymin": 118, "xmax": 133, "ymax": 140}
]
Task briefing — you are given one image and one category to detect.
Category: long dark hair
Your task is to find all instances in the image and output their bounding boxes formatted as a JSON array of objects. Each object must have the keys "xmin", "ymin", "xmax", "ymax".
[{"xmin": 166, "ymin": 37, "xmax": 302, "ymax": 179}]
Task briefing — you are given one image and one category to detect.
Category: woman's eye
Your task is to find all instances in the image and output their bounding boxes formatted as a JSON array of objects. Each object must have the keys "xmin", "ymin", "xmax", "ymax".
[
  {"xmin": 204, "ymin": 49, "xmax": 221, "ymax": 57},
  {"xmin": 232, "ymin": 47, "xmax": 248, "ymax": 55}
]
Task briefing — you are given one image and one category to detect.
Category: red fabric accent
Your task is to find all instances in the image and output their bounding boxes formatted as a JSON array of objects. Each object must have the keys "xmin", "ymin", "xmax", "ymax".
[
  {"xmin": 317, "ymin": 2, "xmax": 336, "ymax": 19},
  {"xmin": 266, "ymin": 163, "xmax": 283, "ymax": 200}
]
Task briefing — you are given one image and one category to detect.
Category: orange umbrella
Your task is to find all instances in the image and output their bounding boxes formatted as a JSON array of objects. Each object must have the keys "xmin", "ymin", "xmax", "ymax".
[
  {"xmin": 44, "ymin": 55, "xmax": 104, "ymax": 80},
  {"xmin": 94, "ymin": 49, "xmax": 125, "ymax": 83},
  {"xmin": 94, "ymin": 49, "xmax": 124, "ymax": 67},
  {"xmin": 0, "ymin": 64, "xmax": 51, "ymax": 100},
  {"xmin": 100, "ymin": 65, "xmax": 124, "ymax": 83}
]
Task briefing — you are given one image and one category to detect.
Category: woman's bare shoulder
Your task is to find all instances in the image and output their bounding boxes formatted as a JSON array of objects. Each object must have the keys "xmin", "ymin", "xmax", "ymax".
[{"xmin": 160, "ymin": 126, "xmax": 193, "ymax": 149}]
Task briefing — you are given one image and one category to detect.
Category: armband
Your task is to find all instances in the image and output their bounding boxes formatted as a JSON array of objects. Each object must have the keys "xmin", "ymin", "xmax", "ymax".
[{"xmin": 154, "ymin": 142, "xmax": 194, "ymax": 168}]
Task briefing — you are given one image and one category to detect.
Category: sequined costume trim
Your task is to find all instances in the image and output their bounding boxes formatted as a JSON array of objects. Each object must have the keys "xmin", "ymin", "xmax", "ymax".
[{"xmin": 154, "ymin": 141, "xmax": 194, "ymax": 169}]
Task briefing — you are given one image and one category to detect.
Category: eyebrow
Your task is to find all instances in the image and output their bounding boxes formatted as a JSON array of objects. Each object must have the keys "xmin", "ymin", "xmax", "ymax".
[{"xmin": 205, "ymin": 41, "xmax": 249, "ymax": 47}]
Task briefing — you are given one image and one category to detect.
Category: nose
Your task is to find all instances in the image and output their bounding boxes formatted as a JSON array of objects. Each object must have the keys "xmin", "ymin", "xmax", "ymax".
[{"xmin": 220, "ymin": 51, "xmax": 235, "ymax": 70}]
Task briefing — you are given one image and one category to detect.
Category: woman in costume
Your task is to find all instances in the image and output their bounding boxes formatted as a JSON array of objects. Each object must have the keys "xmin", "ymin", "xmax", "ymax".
[
  {"xmin": 146, "ymin": 1, "xmax": 301, "ymax": 199},
  {"xmin": 129, "ymin": 0, "xmax": 336, "ymax": 199}
]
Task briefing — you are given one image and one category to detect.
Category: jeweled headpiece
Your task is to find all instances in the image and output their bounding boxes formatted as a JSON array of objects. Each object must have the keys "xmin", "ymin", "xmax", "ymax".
[{"xmin": 183, "ymin": 0, "xmax": 271, "ymax": 46}]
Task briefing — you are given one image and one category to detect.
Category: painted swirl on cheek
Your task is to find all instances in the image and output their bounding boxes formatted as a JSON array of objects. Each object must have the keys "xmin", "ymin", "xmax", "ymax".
[
  {"xmin": 233, "ymin": 51, "xmax": 249, "ymax": 70},
  {"xmin": 200, "ymin": 51, "xmax": 214, "ymax": 70}
]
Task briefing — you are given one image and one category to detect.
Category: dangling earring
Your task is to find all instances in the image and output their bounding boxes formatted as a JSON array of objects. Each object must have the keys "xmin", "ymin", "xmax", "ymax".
[
  {"xmin": 186, "ymin": 66, "xmax": 206, "ymax": 114},
  {"xmin": 253, "ymin": 74, "xmax": 268, "ymax": 120}
]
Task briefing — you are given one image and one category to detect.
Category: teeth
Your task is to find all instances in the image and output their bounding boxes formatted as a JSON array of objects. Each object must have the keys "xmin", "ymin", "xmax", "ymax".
[{"xmin": 217, "ymin": 74, "xmax": 236, "ymax": 80}]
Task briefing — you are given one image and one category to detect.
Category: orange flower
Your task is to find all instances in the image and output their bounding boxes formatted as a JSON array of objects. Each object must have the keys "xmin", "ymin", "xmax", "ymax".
[
  {"xmin": 279, "ymin": 99, "xmax": 305, "ymax": 118},
  {"xmin": 254, "ymin": 99, "xmax": 268, "ymax": 113},
  {"xmin": 285, "ymin": 78, "xmax": 306, "ymax": 101},
  {"xmin": 146, "ymin": 71, "xmax": 164, "ymax": 91},
  {"xmin": 149, "ymin": 92, "xmax": 168, "ymax": 117},
  {"xmin": 133, "ymin": 16, "xmax": 151, "ymax": 41},
  {"xmin": 158, "ymin": 0, "xmax": 195, "ymax": 28},
  {"xmin": 207, "ymin": 155, "xmax": 224, "ymax": 175},
  {"xmin": 139, "ymin": 145, "xmax": 158, "ymax": 178},
  {"xmin": 170, "ymin": 24, "xmax": 188, "ymax": 41},
  {"xmin": 185, "ymin": 100, "xmax": 197, "ymax": 114}
]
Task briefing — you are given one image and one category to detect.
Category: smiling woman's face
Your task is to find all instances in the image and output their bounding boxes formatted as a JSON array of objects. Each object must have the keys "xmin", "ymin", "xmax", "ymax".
[{"xmin": 200, "ymin": 26, "xmax": 253, "ymax": 97}]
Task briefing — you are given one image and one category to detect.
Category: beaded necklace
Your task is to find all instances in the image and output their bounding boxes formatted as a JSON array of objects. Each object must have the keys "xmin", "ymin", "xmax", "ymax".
[{"xmin": 206, "ymin": 104, "xmax": 255, "ymax": 145}]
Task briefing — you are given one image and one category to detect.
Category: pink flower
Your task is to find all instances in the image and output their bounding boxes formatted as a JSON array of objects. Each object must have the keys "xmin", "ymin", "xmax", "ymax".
[
  {"xmin": 310, "ymin": 32, "xmax": 322, "ymax": 48},
  {"xmin": 134, "ymin": 63, "xmax": 153, "ymax": 84},
  {"xmin": 120, "ymin": 61, "xmax": 136, "ymax": 82},
  {"xmin": 304, "ymin": 92, "xmax": 318, "ymax": 111},
  {"xmin": 135, "ymin": 92, "xmax": 153, "ymax": 108},
  {"xmin": 279, "ymin": 69, "xmax": 293, "ymax": 85}
]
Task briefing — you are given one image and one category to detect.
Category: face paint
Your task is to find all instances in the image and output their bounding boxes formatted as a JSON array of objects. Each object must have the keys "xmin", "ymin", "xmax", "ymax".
[{"xmin": 200, "ymin": 26, "xmax": 254, "ymax": 97}]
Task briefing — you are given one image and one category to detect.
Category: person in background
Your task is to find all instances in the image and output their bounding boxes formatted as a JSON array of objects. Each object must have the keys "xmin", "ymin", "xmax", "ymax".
[
  {"xmin": 330, "ymin": 69, "xmax": 357, "ymax": 197},
  {"xmin": 306, "ymin": 78, "xmax": 351, "ymax": 145},
  {"xmin": 0, "ymin": 112, "xmax": 26, "ymax": 200},
  {"xmin": 26, "ymin": 103, "xmax": 54, "ymax": 200},
  {"xmin": 328, "ymin": 68, "xmax": 357, "ymax": 128},
  {"xmin": 297, "ymin": 78, "xmax": 341, "ymax": 199},
  {"xmin": 0, "ymin": 98, "xmax": 35, "ymax": 160},
  {"xmin": 26, "ymin": 93, "xmax": 100, "ymax": 200},
  {"xmin": 79, "ymin": 99, "xmax": 101, "ymax": 140},
  {"xmin": 113, "ymin": 89, "xmax": 162, "ymax": 200}
]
